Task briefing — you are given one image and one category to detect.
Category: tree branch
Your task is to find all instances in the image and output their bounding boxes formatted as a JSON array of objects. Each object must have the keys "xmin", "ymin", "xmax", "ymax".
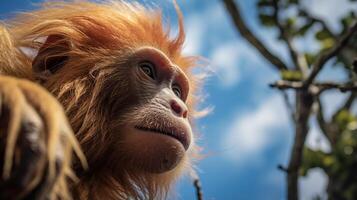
[
  {"xmin": 281, "ymin": 91, "xmax": 296, "ymax": 122},
  {"xmin": 298, "ymin": 9, "xmax": 336, "ymax": 38},
  {"xmin": 272, "ymin": 0, "xmax": 307, "ymax": 75},
  {"xmin": 222, "ymin": 0, "xmax": 289, "ymax": 71},
  {"xmin": 270, "ymin": 80, "xmax": 357, "ymax": 93},
  {"xmin": 193, "ymin": 178, "xmax": 203, "ymax": 200},
  {"xmin": 278, "ymin": 164, "xmax": 290, "ymax": 173},
  {"xmin": 332, "ymin": 92, "xmax": 356, "ymax": 119},
  {"xmin": 341, "ymin": 92, "xmax": 356, "ymax": 110},
  {"xmin": 303, "ymin": 22, "xmax": 357, "ymax": 87},
  {"xmin": 316, "ymin": 98, "xmax": 332, "ymax": 142}
]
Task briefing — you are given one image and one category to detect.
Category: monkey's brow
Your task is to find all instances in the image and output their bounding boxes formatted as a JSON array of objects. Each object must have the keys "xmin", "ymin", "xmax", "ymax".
[{"xmin": 173, "ymin": 65, "xmax": 190, "ymax": 92}]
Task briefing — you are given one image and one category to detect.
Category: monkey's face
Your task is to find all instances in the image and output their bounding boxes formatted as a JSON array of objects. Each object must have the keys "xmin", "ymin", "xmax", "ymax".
[{"xmin": 110, "ymin": 47, "xmax": 193, "ymax": 174}]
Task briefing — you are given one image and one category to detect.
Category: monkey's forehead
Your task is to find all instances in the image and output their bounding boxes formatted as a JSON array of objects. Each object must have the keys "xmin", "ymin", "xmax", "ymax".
[{"xmin": 12, "ymin": 1, "xmax": 191, "ymax": 67}]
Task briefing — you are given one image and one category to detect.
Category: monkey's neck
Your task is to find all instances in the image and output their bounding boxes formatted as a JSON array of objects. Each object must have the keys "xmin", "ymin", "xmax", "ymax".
[{"xmin": 73, "ymin": 171, "xmax": 129, "ymax": 200}]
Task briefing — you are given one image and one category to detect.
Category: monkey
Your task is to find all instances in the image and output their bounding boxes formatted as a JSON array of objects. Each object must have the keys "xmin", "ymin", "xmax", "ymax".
[{"xmin": 0, "ymin": 1, "xmax": 203, "ymax": 199}]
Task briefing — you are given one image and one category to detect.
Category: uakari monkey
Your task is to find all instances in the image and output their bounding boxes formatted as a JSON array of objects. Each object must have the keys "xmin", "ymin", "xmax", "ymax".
[{"xmin": 0, "ymin": 1, "xmax": 203, "ymax": 199}]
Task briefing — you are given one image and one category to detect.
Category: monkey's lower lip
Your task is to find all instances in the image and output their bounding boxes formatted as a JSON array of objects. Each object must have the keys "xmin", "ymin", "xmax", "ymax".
[{"xmin": 134, "ymin": 126, "xmax": 189, "ymax": 150}]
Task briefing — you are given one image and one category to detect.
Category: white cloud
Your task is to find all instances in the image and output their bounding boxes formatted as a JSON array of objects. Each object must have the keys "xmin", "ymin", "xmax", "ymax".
[
  {"xmin": 183, "ymin": 1, "xmax": 226, "ymax": 55},
  {"xmin": 210, "ymin": 42, "xmax": 242, "ymax": 87},
  {"xmin": 183, "ymin": 2, "xmax": 243, "ymax": 87},
  {"xmin": 222, "ymin": 94, "xmax": 289, "ymax": 165},
  {"xmin": 183, "ymin": 14, "xmax": 204, "ymax": 55},
  {"xmin": 300, "ymin": 168, "xmax": 328, "ymax": 200},
  {"xmin": 209, "ymin": 38, "xmax": 280, "ymax": 87}
]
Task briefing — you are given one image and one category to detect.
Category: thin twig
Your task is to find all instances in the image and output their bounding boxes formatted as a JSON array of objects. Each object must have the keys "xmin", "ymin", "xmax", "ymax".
[
  {"xmin": 316, "ymin": 98, "xmax": 331, "ymax": 142},
  {"xmin": 315, "ymin": 93, "xmax": 355, "ymax": 146},
  {"xmin": 193, "ymin": 179, "xmax": 203, "ymax": 200},
  {"xmin": 332, "ymin": 92, "xmax": 356, "ymax": 119},
  {"xmin": 222, "ymin": 0, "xmax": 289, "ymax": 71},
  {"xmin": 353, "ymin": 59, "xmax": 357, "ymax": 72},
  {"xmin": 281, "ymin": 91, "xmax": 296, "ymax": 122},
  {"xmin": 270, "ymin": 80, "xmax": 304, "ymax": 90},
  {"xmin": 272, "ymin": 0, "xmax": 307, "ymax": 74},
  {"xmin": 303, "ymin": 22, "xmax": 357, "ymax": 87},
  {"xmin": 278, "ymin": 164, "xmax": 289, "ymax": 173}
]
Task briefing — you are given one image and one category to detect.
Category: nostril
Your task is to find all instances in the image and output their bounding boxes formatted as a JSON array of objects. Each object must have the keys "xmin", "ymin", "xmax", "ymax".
[
  {"xmin": 182, "ymin": 110, "xmax": 188, "ymax": 118},
  {"xmin": 170, "ymin": 100, "xmax": 182, "ymax": 116}
]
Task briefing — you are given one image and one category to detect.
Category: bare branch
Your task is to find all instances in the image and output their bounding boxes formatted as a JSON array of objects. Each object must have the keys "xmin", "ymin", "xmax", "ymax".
[
  {"xmin": 193, "ymin": 179, "xmax": 203, "ymax": 200},
  {"xmin": 353, "ymin": 59, "xmax": 357, "ymax": 72},
  {"xmin": 303, "ymin": 22, "xmax": 357, "ymax": 87},
  {"xmin": 316, "ymin": 98, "xmax": 332, "ymax": 142},
  {"xmin": 269, "ymin": 81, "xmax": 304, "ymax": 90},
  {"xmin": 270, "ymin": 80, "xmax": 357, "ymax": 93},
  {"xmin": 278, "ymin": 164, "xmax": 289, "ymax": 173},
  {"xmin": 272, "ymin": 1, "xmax": 308, "ymax": 75},
  {"xmin": 281, "ymin": 91, "xmax": 296, "ymax": 122},
  {"xmin": 318, "ymin": 82, "xmax": 357, "ymax": 93},
  {"xmin": 342, "ymin": 92, "xmax": 356, "ymax": 110},
  {"xmin": 222, "ymin": 0, "xmax": 289, "ymax": 71}
]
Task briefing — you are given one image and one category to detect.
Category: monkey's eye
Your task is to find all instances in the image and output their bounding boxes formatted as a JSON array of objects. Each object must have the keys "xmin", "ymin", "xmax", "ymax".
[
  {"xmin": 172, "ymin": 84, "xmax": 182, "ymax": 99},
  {"xmin": 139, "ymin": 61, "xmax": 156, "ymax": 80}
]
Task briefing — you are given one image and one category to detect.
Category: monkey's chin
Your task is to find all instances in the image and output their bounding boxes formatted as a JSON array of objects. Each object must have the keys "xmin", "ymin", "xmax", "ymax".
[{"xmin": 120, "ymin": 127, "xmax": 186, "ymax": 173}]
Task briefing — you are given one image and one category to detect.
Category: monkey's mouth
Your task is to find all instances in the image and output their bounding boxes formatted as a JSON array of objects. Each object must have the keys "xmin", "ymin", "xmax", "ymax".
[{"xmin": 134, "ymin": 126, "xmax": 190, "ymax": 150}]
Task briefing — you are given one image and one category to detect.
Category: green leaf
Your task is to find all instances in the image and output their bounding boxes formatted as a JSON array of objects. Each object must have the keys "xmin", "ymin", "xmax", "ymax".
[
  {"xmin": 323, "ymin": 156, "xmax": 334, "ymax": 167},
  {"xmin": 294, "ymin": 22, "xmax": 313, "ymax": 36},
  {"xmin": 315, "ymin": 29, "xmax": 332, "ymax": 40},
  {"xmin": 258, "ymin": 14, "xmax": 276, "ymax": 27},
  {"xmin": 298, "ymin": 10, "xmax": 308, "ymax": 17},
  {"xmin": 257, "ymin": 1, "xmax": 274, "ymax": 7},
  {"xmin": 304, "ymin": 53, "xmax": 316, "ymax": 66},
  {"xmin": 334, "ymin": 110, "xmax": 357, "ymax": 130},
  {"xmin": 286, "ymin": 17, "xmax": 296, "ymax": 28},
  {"xmin": 288, "ymin": 0, "xmax": 299, "ymax": 4},
  {"xmin": 321, "ymin": 38, "xmax": 335, "ymax": 50},
  {"xmin": 315, "ymin": 28, "xmax": 335, "ymax": 50},
  {"xmin": 281, "ymin": 70, "xmax": 303, "ymax": 81},
  {"xmin": 301, "ymin": 148, "xmax": 329, "ymax": 176},
  {"xmin": 341, "ymin": 12, "xmax": 356, "ymax": 31}
]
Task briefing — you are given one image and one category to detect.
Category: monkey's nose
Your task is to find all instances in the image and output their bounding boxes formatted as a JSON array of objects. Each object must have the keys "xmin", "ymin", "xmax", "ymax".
[{"xmin": 170, "ymin": 100, "xmax": 188, "ymax": 118}]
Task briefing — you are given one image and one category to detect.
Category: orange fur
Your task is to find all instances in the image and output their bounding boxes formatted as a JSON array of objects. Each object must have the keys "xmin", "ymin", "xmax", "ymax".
[{"xmin": 1, "ymin": 1, "xmax": 202, "ymax": 199}]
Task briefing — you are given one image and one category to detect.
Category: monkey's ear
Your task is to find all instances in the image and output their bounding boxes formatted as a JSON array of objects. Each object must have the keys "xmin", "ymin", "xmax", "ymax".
[{"xmin": 32, "ymin": 35, "xmax": 70, "ymax": 77}]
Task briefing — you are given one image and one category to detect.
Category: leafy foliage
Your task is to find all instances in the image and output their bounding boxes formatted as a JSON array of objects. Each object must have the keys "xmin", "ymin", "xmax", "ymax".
[
  {"xmin": 302, "ymin": 110, "xmax": 357, "ymax": 199},
  {"xmin": 281, "ymin": 70, "xmax": 303, "ymax": 81}
]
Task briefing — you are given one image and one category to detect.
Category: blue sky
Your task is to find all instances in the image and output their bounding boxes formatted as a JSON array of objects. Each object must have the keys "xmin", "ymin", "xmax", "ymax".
[{"xmin": 1, "ymin": 0, "xmax": 357, "ymax": 199}]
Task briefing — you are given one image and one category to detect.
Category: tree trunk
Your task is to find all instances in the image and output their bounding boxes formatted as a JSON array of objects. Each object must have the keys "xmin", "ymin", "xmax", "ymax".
[{"xmin": 287, "ymin": 90, "xmax": 313, "ymax": 200}]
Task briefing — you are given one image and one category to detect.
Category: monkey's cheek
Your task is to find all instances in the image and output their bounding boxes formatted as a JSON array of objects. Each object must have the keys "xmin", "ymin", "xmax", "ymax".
[{"xmin": 123, "ymin": 132, "xmax": 186, "ymax": 174}]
